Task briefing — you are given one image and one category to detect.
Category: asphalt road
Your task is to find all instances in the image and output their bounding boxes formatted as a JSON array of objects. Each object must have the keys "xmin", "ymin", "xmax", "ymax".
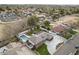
[{"xmin": 54, "ymin": 33, "xmax": 79, "ymax": 55}]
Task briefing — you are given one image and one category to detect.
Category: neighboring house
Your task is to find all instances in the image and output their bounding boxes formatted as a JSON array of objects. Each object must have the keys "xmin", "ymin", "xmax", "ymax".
[
  {"xmin": 17, "ymin": 32, "xmax": 53, "ymax": 50},
  {"xmin": 46, "ymin": 16, "xmax": 52, "ymax": 23},
  {"xmin": 26, "ymin": 11, "xmax": 32, "ymax": 16},
  {"xmin": 52, "ymin": 24, "xmax": 70, "ymax": 34},
  {"xmin": 36, "ymin": 14, "xmax": 46, "ymax": 21}
]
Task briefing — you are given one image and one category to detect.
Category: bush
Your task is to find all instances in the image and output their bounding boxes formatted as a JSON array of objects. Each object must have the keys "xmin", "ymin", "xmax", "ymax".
[{"xmin": 68, "ymin": 29, "xmax": 77, "ymax": 35}]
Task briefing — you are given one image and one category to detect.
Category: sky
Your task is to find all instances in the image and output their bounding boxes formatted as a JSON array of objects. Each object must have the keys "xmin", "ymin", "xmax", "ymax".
[{"xmin": 0, "ymin": 0, "xmax": 79, "ymax": 5}]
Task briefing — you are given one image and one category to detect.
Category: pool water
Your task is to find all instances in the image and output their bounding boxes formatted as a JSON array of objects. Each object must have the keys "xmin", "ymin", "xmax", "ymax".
[{"xmin": 19, "ymin": 34, "xmax": 29, "ymax": 42}]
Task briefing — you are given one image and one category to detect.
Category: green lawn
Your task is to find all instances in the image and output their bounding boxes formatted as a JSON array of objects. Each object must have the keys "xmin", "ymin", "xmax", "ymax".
[
  {"xmin": 68, "ymin": 29, "xmax": 77, "ymax": 35},
  {"xmin": 36, "ymin": 44, "xmax": 50, "ymax": 55},
  {"xmin": 63, "ymin": 29, "xmax": 77, "ymax": 39},
  {"xmin": 63, "ymin": 33, "xmax": 72, "ymax": 39}
]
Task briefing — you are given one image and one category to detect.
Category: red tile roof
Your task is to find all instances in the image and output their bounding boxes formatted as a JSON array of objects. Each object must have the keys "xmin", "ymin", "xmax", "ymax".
[{"xmin": 53, "ymin": 24, "xmax": 66, "ymax": 33}]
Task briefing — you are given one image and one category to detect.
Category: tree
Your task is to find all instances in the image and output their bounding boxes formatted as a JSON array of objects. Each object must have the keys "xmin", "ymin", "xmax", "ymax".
[
  {"xmin": 44, "ymin": 21, "xmax": 50, "ymax": 26},
  {"xmin": 27, "ymin": 15, "xmax": 39, "ymax": 31},
  {"xmin": 51, "ymin": 13, "xmax": 60, "ymax": 22},
  {"xmin": 59, "ymin": 9, "xmax": 65, "ymax": 16},
  {"xmin": 6, "ymin": 6, "xmax": 11, "ymax": 10},
  {"xmin": 43, "ymin": 20, "xmax": 50, "ymax": 30},
  {"xmin": 0, "ymin": 8, "xmax": 5, "ymax": 11}
]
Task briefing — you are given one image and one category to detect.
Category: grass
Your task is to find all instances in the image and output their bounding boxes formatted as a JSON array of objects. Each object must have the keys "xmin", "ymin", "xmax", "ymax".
[
  {"xmin": 63, "ymin": 33, "xmax": 72, "ymax": 39},
  {"xmin": 68, "ymin": 29, "xmax": 77, "ymax": 35},
  {"xmin": 62, "ymin": 29, "xmax": 77, "ymax": 39},
  {"xmin": 36, "ymin": 44, "xmax": 50, "ymax": 55}
]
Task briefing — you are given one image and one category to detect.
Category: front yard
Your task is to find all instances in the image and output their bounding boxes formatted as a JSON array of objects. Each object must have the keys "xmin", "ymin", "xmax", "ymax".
[
  {"xmin": 62, "ymin": 32, "xmax": 72, "ymax": 39},
  {"xmin": 36, "ymin": 44, "xmax": 50, "ymax": 55},
  {"xmin": 68, "ymin": 29, "xmax": 77, "ymax": 35},
  {"xmin": 61, "ymin": 29, "xmax": 77, "ymax": 39}
]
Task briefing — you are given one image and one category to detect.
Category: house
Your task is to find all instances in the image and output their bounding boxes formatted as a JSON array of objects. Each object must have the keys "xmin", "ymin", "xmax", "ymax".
[
  {"xmin": 17, "ymin": 32, "xmax": 53, "ymax": 50},
  {"xmin": 25, "ymin": 32, "xmax": 53, "ymax": 50},
  {"xmin": 36, "ymin": 14, "xmax": 46, "ymax": 21},
  {"xmin": 52, "ymin": 24, "xmax": 70, "ymax": 34}
]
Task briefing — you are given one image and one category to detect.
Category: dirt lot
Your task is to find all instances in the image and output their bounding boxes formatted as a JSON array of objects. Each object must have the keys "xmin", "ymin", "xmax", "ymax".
[
  {"xmin": 53, "ymin": 15, "xmax": 79, "ymax": 27},
  {"xmin": 0, "ymin": 17, "xmax": 28, "ymax": 47}
]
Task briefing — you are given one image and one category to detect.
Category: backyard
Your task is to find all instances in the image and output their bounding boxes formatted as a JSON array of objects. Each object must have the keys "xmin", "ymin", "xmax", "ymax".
[
  {"xmin": 36, "ymin": 44, "xmax": 50, "ymax": 55},
  {"xmin": 27, "ymin": 26, "xmax": 41, "ymax": 36}
]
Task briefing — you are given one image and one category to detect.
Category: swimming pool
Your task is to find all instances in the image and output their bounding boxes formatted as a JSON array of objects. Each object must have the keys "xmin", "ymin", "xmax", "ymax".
[{"xmin": 18, "ymin": 34, "xmax": 30, "ymax": 42}]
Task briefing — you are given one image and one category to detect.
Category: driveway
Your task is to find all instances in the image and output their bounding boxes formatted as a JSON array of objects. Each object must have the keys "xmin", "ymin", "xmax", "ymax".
[{"xmin": 45, "ymin": 31, "xmax": 67, "ymax": 54}]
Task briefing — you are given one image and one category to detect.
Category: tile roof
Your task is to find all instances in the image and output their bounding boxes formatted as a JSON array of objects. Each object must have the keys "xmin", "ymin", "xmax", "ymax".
[
  {"xmin": 53, "ymin": 24, "xmax": 67, "ymax": 33},
  {"xmin": 29, "ymin": 32, "xmax": 53, "ymax": 45}
]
